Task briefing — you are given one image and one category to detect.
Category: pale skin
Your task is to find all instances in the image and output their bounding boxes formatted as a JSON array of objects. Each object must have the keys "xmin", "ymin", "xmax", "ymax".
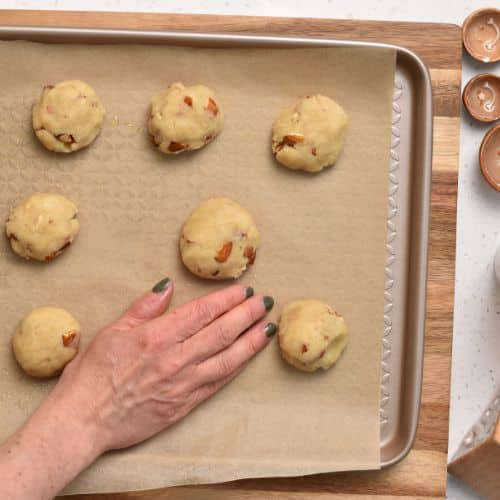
[{"xmin": 0, "ymin": 278, "xmax": 276, "ymax": 500}]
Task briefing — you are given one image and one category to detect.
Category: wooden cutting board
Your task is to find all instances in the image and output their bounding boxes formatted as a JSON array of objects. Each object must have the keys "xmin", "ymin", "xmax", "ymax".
[{"xmin": 0, "ymin": 10, "xmax": 461, "ymax": 500}]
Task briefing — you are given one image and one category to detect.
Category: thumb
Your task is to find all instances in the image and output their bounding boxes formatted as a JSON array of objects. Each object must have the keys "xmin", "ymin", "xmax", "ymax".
[{"xmin": 109, "ymin": 277, "xmax": 174, "ymax": 331}]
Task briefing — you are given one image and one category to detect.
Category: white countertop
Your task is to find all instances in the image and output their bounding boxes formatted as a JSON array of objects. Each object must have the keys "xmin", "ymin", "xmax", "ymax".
[{"xmin": 0, "ymin": 1, "xmax": 497, "ymax": 498}]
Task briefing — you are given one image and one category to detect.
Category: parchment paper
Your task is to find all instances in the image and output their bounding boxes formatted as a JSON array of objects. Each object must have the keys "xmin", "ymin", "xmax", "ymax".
[{"xmin": 0, "ymin": 41, "xmax": 395, "ymax": 494}]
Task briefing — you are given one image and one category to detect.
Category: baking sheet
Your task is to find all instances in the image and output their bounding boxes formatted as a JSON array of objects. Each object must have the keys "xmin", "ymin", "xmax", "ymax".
[{"xmin": 0, "ymin": 41, "xmax": 395, "ymax": 494}]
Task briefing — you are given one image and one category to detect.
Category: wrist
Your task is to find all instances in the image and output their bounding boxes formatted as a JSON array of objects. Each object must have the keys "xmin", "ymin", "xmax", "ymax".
[
  {"xmin": 0, "ymin": 385, "xmax": 104, "ymax": 499},
  {"xmin": 35, "ymin": 382, "xmax": 105, "ymax": 475}
]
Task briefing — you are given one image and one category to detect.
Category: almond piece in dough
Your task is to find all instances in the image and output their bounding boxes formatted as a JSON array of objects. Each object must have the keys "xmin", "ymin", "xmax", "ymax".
[
  {"xmin": 180, "ymin": 197, "xmax": 259, "ymax": 280},
  {"xmin": 12, "ymin": 307, "xmax": 81, "ymax": 378},
  {"xmin": 278, "ymin": 299, "xmax": 348, "ymax": 372},
  {"xmin": 149, "ymin": 82, "xmax": 224, "ymax": 155},
  {"xmin": 272, "ymin": 94, "xmax": 347, "ymax": 172},
  {"xmin": 5, "ymin": 193, "xmax": 80, "ymax": 262},
  {"xmin": 32, "ymin": 80, "xmax": 105, "ymax": 153}
]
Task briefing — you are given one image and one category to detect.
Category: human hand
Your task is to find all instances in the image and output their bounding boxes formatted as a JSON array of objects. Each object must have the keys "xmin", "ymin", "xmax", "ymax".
[
  {"xmin": 51, "ymin": 278, "xmax": 276, "ymax": 453},
  {"xmin": 0, "ymin": 279, "xmax": 275, "ymax": 500}
]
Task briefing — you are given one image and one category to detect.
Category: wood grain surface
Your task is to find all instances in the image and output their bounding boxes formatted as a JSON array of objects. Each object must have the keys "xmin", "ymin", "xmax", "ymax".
[{"xmin": 0, "ymin": 10, "xmax": 462, "ymax": 500}]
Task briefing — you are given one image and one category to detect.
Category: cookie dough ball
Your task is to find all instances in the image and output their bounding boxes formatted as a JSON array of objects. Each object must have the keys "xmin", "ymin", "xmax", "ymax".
[
  {"xmin": 180, "ymin": 197, "xmax": 259, "ymax": 280},
  {"xmin": 32, "ymin": 80, "xmax": 105, "ymax": 153},
  {"xmin": 149, "ymin": 82, "xmax": 224, "ymax": 154},
  {"xmin": 272, "ymin": 94, "xmax": 348, "ymax": 173},
  {"xmin": 12, "ymin": 306, "xmax": 80, "ymax": 378},
  {"xmin": 278, "ymin": 299, "xmax": 348, "ymax": 372},
  {"xmin": 5, "ymin": 193, "xmax": 80, "ymax": 262}
]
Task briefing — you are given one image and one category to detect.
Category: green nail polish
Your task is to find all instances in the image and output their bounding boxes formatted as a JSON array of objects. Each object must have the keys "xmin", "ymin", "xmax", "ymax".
[
  {"xmin": 264, "ymin": 322, "xmax": 277, "ymax": 337},
  {"xmin": 263, "ymin": 296, "xmax": 274, "ymax": 311},
  {"xmin": 245, "ymin": 287, "xmax": 254, "ymax": 298},
  {"xmin": 152, "ymin": 277, "xmax": 170, "ymax": 293}
]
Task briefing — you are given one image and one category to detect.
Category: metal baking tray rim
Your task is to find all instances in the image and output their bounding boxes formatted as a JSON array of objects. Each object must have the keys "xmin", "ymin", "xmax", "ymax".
[{"xmin": 0, "ymin": 25, "xmax": 433, "ymax": 471}]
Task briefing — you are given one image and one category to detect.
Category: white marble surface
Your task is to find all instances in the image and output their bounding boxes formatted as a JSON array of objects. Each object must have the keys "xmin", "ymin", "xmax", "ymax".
[{"xmin": 0, "ymin": 1, "xmax": 498, "ymax": 498}]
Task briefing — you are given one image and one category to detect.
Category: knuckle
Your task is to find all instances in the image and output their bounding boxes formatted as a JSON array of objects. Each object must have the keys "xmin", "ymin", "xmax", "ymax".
[
  {"xmin": 240, "ymin": 301, "xmax": 255, "ymax": 325},
  {"xmin": 126, "ymin": 311, "xmax": 144, "ymax": 327},
  {"xmin": 154, "ymin": 404, "xmax": 178, "ymax": 422},
  {"xmin": 172, "ymin": 342, "xmax": 190, "ymax": 370},
  {"xmin": 159, "ymin": 353, "xmax": 185, "ymax": 379},
  {"xmin": 211, "ymin": 322, "xmax": 234, "ymax": 348},
  {"xmin": 247, "ymin": 332, "xmax": 262, "ymax": 356},
  {"xmin": 191, "ymin": 384, "xmax": 214, "ymax": 405},
  {"xmin": 153, "ymin": 360, "xmax": 177, "ymax": 381},
  {"xmin": 203, "ymin": 381, "xmax": 218, "ymax": 397},
  {"xmin": 153, "ymin": 362, "xmax": 170, "ymax": 380},
  {"xmin": 167, "ymin": 357, "xmax": 184, "ymax": 377},
  {"xmin": 215, "ymin": 354, "xmax": 234, "ymax": 377},
  {"xmin": 191, "ymin": 299, "xmax": 215, "ymax": 321},
  {"xmin": 127, "ymin": 303, "xmax": 146, "ymax": 322},
  {"xmin": 189, "ymin": 387, "xmax": 204, "ymax": 406}
]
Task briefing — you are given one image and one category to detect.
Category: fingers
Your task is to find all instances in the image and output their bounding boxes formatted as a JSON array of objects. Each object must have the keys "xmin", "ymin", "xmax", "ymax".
[
  {"xmin": 192, "ymin": 320, "xmax": 277, "ymax": 387},
  {"xmin": 189, "ymin": 363, "xmax": 246, "ymax": 409},
  {"xmin": 109, "ymin": 278, "xmax": 174, "ymax": 332},
  {"xmin": 147, "ymin": 284, "xmax": 254, "ymax": 343},
  {"xmin": 181, "ymin": 295, "xmax": 272, "ymax": 365}
]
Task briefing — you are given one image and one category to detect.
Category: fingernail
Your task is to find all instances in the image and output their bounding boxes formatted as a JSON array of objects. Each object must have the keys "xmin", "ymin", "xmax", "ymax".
[
  {"xmin": 245, "ymin": 286, "xmax": 254, "ymax": 298},
  {"xmin": 152, "ymin": 277, "xmax": 170, "ymax": 293},
  {"xmin": 263, "ymin": 296, "xmax": 274, "ymax": 311},
  {"xmin": 264, "ymin": 322, "xmax": 277, "ymax": 337}
]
